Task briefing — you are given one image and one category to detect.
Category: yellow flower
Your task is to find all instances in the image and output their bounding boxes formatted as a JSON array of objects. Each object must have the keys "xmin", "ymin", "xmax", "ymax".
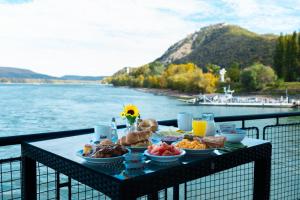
[
  {"xmin": 122, "ymin": 104, "xmax": 139, "ymax": 117},
  {"xmin": 120, "ymin": 112, "xmax": 126, "ymax": 118}
]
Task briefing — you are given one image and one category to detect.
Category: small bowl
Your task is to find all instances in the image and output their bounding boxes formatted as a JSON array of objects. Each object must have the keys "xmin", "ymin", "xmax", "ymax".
[
  {"xmin": 123, "ymin": 152, "xmax": 144, "ymax": 162},
  {"xmin": 124, "ymin": 161, "xmax": 145, "ymax": 169},
  {"xmin": 221, "ymin": 129, "xmax": 246, "ymax": 143}
]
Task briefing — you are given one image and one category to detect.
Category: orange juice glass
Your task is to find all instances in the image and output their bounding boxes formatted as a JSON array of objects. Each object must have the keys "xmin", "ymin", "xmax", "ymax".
[{"xmin": 192, "ymin": 118, "xmax": 207, "ymax": 137}]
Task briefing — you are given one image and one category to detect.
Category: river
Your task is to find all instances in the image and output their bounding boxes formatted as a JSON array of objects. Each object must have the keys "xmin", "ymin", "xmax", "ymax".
[{"xmin": 0, "ymin": 84, "xmax": 295, "ymax": 137}]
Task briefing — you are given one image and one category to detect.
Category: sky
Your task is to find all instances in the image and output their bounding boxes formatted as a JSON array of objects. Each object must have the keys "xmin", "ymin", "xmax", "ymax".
[{"xmin": 0, "ymin": 0, "xmax": 299, "ymax": 76}]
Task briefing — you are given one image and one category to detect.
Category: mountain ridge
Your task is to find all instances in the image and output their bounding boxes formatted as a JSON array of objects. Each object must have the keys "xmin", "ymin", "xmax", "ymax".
[
  {"xmin": 0, "ymin": 67, "xmax": 104, "ymax": 81},
  {"xmin": 156, "ymin": 23, "xmax": 277, "ymax": 68}
]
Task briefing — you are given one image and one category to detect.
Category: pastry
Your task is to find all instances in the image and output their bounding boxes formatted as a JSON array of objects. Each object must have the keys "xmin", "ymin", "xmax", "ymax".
[
  {"xmin": 202, "ymin": 136, "xmax": 226, "ymax": 148},
  {"xmin": 100, "ymin": 139, "xmax": 113, "ymax": 145},
  {"xmin": 138, "ymin": 119, "xmax": 158, "ymax": 132},
  {"xmin": 83, "ymin": 144, "xmax": 93, "ymax": 156},
  {"xmin": 117, "ymin": 130, "xmax": 152, "ymax": 147}
]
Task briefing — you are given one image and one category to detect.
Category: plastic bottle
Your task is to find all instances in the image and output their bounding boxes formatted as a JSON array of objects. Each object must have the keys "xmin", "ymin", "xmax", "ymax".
[{"xmin": 111, "ymin": 117, "xmax": 118, "ymax": 143}]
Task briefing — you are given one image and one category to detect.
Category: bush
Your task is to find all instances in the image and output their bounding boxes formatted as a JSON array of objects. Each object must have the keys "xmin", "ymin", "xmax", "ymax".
[{"xmin": 240, "ymin": 63, "xmax": 277, "ymax": 91}]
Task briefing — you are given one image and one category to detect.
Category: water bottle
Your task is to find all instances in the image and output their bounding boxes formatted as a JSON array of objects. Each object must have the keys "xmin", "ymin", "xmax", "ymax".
[
  {"xmin": 111, "ymin": 117, "xmax": 118, "ymax": 143},
  {"xmin": 202, "ymin": 113, "xmax": 216, "ymax": 136}
]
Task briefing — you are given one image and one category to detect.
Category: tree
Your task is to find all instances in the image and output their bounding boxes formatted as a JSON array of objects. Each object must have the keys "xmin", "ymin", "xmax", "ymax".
[
  {"xmin": 205, "ymin": 64, "xmax": 221, "ymax": 75},
  {"xmin": 240, "ymin": 69, "xmax": 257, "ymax": 91},
  {"xmin": 240, "ymin": 63, "xmax": 277, "ymax": 91},
  {"xmin": 148, "ymin": 61, "xmax": 164, "ymax": 75},
  {"xmin": 273, "ymin": 34, "xmax": 285, "ymax": 78},
  {"xmin": 227, "ymin": 62, "xmax": 240, "ymax": 82}
]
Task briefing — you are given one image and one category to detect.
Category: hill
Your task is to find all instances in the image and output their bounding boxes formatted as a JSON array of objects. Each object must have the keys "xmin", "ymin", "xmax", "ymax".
[
  {"xmin": 156, "ymin": 23, "xmax": 277, "ymax": 68},
  {"xmin": 0, "ymin": 67, "xmax": 104, "ymax": 82},
  {"xmin": 0, "ymin": 67, "xmax": 56, "ymax": 79}
]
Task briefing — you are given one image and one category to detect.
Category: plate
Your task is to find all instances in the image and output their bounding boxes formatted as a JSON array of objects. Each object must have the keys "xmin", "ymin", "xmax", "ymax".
[
  {"xmin": 183, "ymin": 148, "xmax": 214, "ymax": 155},
  {"xmin": 76, "ymin": 150, "xmax": 124, "ymax": 164},
  {"xmin": 144, "ymin": 149, "xmax": 186, "ymax": 163}
]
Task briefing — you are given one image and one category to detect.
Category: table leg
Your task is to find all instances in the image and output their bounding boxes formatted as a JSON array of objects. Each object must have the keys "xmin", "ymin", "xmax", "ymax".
[
  {"xmin": 253, "ymin": 157, "xmax": 271, "ymax": 200},
  {"xmin": 148, "ymin": 192, "xmax": 159, "ymax": 200},
  {"xmin": 21, "ymin": 155, "xmax": 37, "ymax": 200},
  {"xmin": 173, "ymin": 184, "xmax": 179, "ymax": 200}
]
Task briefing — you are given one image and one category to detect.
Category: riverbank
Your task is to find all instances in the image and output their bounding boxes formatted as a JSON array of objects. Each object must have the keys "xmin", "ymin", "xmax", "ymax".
[
  {"xmin": 135, "ymin": 87, "xmax": 286, "ymax": 99},
  {"xmin": 135, "ymin": 88, "xmax": 199, "ymax": 99}
]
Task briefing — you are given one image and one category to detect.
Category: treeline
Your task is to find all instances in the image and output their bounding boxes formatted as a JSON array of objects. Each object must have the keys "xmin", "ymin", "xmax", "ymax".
[
  {"xmin": 274, "ymin": 31, "xmax": 300, "ymax": 81},
  {"xmin": 106, "ymin": 61, "xmax": 278, "ymax": 93},
  {"xmin": 106, "ymin": 62, "xmax": 218, "ymax": 93}
]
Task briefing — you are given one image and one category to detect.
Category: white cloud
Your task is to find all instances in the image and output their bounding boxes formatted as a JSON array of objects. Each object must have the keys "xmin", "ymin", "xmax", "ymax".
[
  {"xmin": 0, "ymin": 0, "xmax": 207, "ymax": 76},
  {"xmin": 0, "ymin": 0, "xmax": 299, "ymax": 76}
]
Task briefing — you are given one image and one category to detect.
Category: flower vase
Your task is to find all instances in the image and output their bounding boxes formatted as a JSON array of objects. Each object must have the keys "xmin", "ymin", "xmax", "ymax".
[{"xmin": 124, "ymin": 120, "xmax": 137, "ymax": 135}]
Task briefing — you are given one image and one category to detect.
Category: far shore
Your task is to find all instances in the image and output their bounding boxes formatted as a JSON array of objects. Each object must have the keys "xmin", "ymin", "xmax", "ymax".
[
  {"xmin": 135, "ymin": 87, "xmax": 299, "ymax": 99},
  {"xmin": 135, "ymin": 88, "xmax": 199, "ymax": 99}
]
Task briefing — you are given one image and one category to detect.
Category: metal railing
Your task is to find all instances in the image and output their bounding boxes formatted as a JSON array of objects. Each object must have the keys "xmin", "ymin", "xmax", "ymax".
[{"xmin": 1, "ymin": 112, "xmax": 300, "ymax": 199}]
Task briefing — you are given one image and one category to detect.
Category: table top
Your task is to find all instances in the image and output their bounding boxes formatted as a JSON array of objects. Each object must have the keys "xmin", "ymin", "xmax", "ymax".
[{"xmin": 25, "ymin": 133, "xmax": 270, "ymax": 183}]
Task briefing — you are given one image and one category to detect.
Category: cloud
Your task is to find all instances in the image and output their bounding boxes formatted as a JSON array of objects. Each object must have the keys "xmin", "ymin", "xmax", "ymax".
[{"xmin": 0, "ymin": 0, "xmax": 299, "ymax": 76}]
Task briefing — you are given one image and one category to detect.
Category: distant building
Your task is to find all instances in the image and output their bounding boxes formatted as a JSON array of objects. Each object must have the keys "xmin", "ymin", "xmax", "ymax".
[
  {"xmin": 220, "ymin": 68, "xmax": 226, "ymax": 82},
  {"xmin": 126, "ymin": 67, "xmax": 130, "ymax": 74}
]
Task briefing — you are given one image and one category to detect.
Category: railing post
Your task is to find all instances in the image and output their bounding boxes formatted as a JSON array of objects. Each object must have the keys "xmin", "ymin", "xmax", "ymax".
[
  {"xmin": 21, "ymin": 155, "xmax": 37, "ymax": 200},
  {"xmin": 253, "ymin": 144, "xmax": 272, "ymax": 200}
]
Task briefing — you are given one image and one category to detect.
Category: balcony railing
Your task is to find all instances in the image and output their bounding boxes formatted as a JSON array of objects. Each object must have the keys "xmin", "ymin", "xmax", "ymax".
[{"xmin": 1, "ymin": 112, "xmax": 300, "ymax": 199}]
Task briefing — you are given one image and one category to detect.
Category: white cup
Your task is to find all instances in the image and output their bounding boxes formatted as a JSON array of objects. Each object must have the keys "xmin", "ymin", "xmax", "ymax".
[
  {"xmin": 177, "ymin": 112, "xmax": 193, "ymax": 131},
  {"xmin": 94, "ymin": 125, "xmax": 112, "ymax": 142}
]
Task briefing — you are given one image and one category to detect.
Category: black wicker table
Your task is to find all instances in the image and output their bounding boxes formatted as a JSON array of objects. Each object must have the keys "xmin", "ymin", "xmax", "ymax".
[{"xmin": 21, "ymin": 135, "xmax": 271, "ymax": 200}]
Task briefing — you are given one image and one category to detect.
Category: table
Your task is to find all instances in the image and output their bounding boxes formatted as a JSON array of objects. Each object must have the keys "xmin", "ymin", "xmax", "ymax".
[{"xmin": 21, "ymin": 135, "xmax": 271, "ymax": 200}]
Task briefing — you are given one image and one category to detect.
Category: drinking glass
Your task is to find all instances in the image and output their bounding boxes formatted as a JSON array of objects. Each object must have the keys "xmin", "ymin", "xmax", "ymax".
[
  {"xmin": 177, "ymin": 112, "xmax": 193, "ymax": 131},
  {"xmin": 192, "ymin": 118, "xmax": 207, "ymax": 137},
  {"xmin": 202, "ymin": 113, "xmax": 217, "ymax": 136}
]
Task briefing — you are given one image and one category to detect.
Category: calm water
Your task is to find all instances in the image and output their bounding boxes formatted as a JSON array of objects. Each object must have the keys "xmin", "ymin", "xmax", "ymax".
[{"xmin": 0, "ymin": 84, "xmax": 294, "ymax": 137}]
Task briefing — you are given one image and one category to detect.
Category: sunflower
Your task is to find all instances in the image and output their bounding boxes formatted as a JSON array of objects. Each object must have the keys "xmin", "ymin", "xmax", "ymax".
[
  {"xmin": 120, "ymin": 104, "xmax": 140, "ymax": 125},
  {"xmin": 123, "ymin": 104, "xmax": 139, "ymax": 117}
]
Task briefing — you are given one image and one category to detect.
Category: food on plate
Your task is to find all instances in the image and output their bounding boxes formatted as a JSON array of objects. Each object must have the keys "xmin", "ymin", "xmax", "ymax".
[
  {"xmin": 161, "ymin": 136, "xmax": 181, "ymax": 144},
  {"xmin": 117, "ymin": 130, "xmax": 152, "ymax": 147},
  {"xmin": 202, "ymin": 136, "xmax": 226, "ymax": 148},
  {"xmin": 81, "ymin": 143, "xmax": 128, "ymax": 158},
  {"xmin": 100, "ymin": 139, "xmax": 113, "ymax": 146},
  {"xmin": 157, "ymin": 129, "xmax": 183, "ymax": 137},
  {"xmin": 175, "ymin": 139, "xmax": 206, "ymax": 150},
  {"xmin": 138, "ymin": 119, "xmax": 158, "ymax": 132},
  {"xmin": 147, "ymin": 143, "xmax": 181, "ymax": 156},
  {"xmin": 83, "ymin": 144, "xmax": 128, "ymax": 158},
  {"xmin": 83, "ymin": 144, "xmax": 93, "ymax": 156},
  {"xmin": 183, "ymin": 134, "xmax": 194, "ymax": 140}
]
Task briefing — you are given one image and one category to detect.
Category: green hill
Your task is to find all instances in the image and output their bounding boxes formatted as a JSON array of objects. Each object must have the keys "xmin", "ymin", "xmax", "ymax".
[{"xmin": 156, "ymin": 23, "xmax": 277, "ymax": 68}]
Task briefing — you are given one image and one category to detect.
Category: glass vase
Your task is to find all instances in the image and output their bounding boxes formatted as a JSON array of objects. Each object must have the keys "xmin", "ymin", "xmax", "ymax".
[{"xmin": 124, "ymin": 119, "xmax": 137, "ymax": 135}]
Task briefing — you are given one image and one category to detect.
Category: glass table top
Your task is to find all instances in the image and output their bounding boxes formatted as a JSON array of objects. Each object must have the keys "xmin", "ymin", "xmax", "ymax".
[{"xmin": 28, "ymin": 133, "xmax": 268, "ymax": 181}]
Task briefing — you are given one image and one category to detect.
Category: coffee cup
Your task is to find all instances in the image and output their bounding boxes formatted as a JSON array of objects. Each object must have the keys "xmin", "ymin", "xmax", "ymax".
[{"xmin": 94, "ymin": 125, "xmax": 112, "ymax": 142}]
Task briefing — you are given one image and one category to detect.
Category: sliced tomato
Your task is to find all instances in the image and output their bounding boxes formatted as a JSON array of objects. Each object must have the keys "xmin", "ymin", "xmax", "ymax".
[{"xmin": 162, "ymin": 150, "xmax": 173, "ymax": 156}]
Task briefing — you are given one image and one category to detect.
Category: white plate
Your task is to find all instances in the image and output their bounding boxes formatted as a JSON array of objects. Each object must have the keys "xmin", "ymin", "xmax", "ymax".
[
  {"xmin": 144, "ymin": 149, "xmax": 186, "ymax": 163},
  {"xmin": 183, "ymin": 148, "xmax": 214, "ymax": 155},
  {"xmin": 76, "ymin": 150, "xmax": 124, "ymax": 164}
]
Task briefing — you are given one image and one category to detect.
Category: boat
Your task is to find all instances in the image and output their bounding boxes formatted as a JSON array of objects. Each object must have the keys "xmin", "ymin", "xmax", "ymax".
[{"xmin": 179, "ymin": 86, "xmax": 300, "ymax": 108}]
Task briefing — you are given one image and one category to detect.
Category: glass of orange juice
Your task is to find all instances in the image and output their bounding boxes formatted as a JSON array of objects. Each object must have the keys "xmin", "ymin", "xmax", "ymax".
[{"xmin": 192, "ymin": 118, "xmax": 207, "ymax": 137}]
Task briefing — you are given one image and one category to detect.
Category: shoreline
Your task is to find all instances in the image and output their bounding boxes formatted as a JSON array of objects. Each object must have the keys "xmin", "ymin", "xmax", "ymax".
[
  {"xmin": 135, "ymin": 88, "xmax": 199, "ymax": 99},
  {"xmin": 135, "ymin": 87, "xmax": 297, "ymax": 100}
]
